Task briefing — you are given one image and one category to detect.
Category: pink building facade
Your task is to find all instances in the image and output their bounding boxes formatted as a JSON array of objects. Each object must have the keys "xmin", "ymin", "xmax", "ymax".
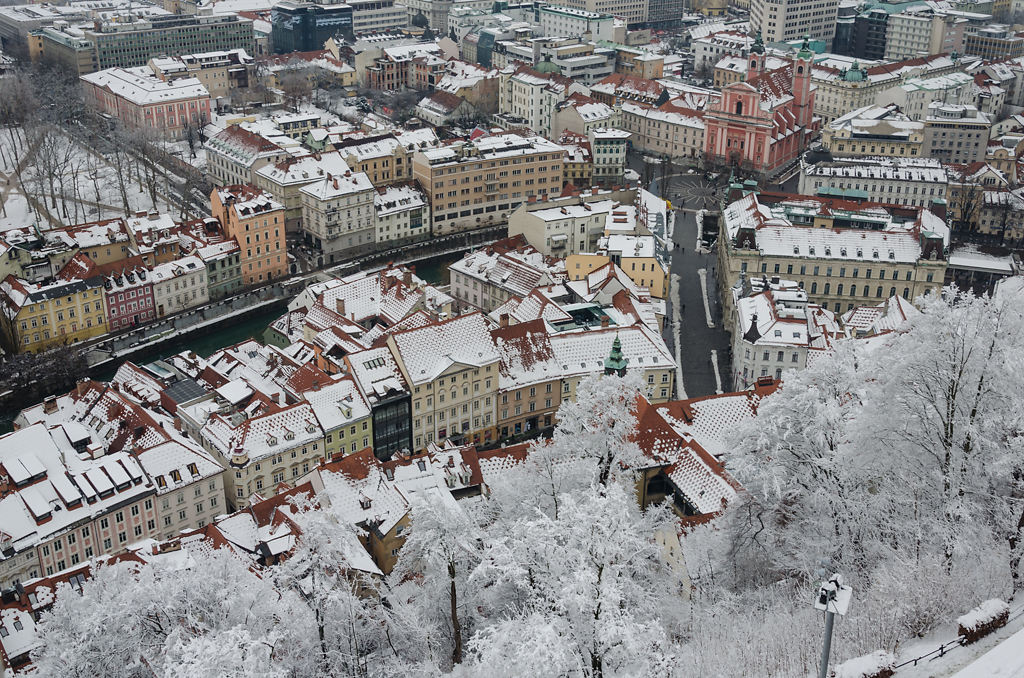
[
  {"xmin": 81, "ymin": 67, "xmax": 211, "ymax": 140},
  {"xmin": 103, "ymin": 265, "xmax": 155, "ymax": 331},
  {"xmin": 703, "ymin": 37, "xmax": 818, "ymax": 177}
]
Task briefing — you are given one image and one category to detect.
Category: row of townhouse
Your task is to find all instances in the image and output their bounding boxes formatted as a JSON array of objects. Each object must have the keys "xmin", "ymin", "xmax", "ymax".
[
  {"xmin": 0, "ymin": 186, "xmax": 286, "ymax": 353},
  {"xmin": 0, "ymin": 379, "xmax": 225, "ymax": 591}
]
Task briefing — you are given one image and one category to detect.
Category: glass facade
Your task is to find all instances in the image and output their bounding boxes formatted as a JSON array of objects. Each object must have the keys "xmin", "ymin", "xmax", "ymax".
[
  {"xmin": 371, "ymin": 393, "xmax": 412, "ymax": 461},
  {"xmin": 271, "ymin": 3, "xmax": 353, "ymax": 54}
]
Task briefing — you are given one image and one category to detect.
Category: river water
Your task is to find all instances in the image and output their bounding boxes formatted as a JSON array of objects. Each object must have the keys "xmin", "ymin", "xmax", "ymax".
[{"xmin": 0, "ymin": 250, "xmax": 467, "ymax": 434}]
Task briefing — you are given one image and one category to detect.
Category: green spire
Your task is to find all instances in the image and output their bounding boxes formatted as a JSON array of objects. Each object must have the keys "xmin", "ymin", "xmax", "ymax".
[
  {"xmin": 604, "ymin": 334, "xmax": 628, "ymax": 377},
  {"xmin": 750, "ymin": 30, "xmax": 765, "ymax": 55},
  {"xmin": 797, "ymin": 33, "xmax": 814, "ymax": 60}
]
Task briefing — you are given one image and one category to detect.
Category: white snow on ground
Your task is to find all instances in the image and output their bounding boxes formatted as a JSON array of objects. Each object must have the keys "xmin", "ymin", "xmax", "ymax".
[
  {"xmin": 948, "ymin": 625, "xmax": 1024, "ymax": 677},
  {"xmin": 891, "ymin": 601, "xmax": 1024, "ymax": 678},
  {"xmin": 0, "ymin": 192, "xmax": 33, "ymax": 231},
  {"xmin": 0, "ymin": 129, "xmax": 178, "ymax": 234}
]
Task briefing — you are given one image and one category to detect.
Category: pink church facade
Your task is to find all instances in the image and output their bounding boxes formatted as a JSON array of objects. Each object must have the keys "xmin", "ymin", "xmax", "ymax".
[{"xmin": 703, "ymin": 38, "xmax": 818, "ymax": 177}]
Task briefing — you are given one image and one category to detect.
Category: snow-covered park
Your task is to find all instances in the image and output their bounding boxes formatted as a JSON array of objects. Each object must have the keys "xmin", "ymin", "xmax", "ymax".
[{"xmin": 0, "ymin": 125, "xmax": 181, "ymax": 234}]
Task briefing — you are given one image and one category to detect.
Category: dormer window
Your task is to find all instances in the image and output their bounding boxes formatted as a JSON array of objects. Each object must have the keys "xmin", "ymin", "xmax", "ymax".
[
  {"xmin": 306, "ymin": 424, "xmax": 317, "ymax": 433},
  {"xmin": 170, "ymin": 469, "xmax": 181, "ymax": 483},
  {"xmin": 888, "ymin": 250, "xmax": 895, "ymax": 260},
  {"xmin": 268, "ymin": 436, "xmax": 278, "ymax": 446},
  {"xmin": 774, "ymin": 330, "xmax": 782, "ymax": 337},
  {"xmin": 856, "ymin": 248, "xmax": 863, "ymax": 258},
  {"xmin": 417, "ymin": 460, "xmax": 427, "ymax": 472},
  {"xmin": 187, "ymin": 463, "xmax": 199, "ymax": 477},
  {"xmin": 155, "ymin": 475, "xmax": 166, "ymax": 488},
  {"xmin": 793, "ymin": 246, "xmax": 799, "ymax": 254},
  {"xmin": 872, "ymin": 250, "xmax": 879, "ymax": 259},
  {"xmin": 358, "ymin": 494, "xmax": 372, "ymax": 510},
  {"xmin": 809, "ymin": 246, "xmax": 815, "ymax": 255},
  {"xmin": 824, "ymin": 247, "xmax": 831, "ymax": 256},
  {"xmin": 840, "ymin": 248, "xmax": 847, "ymax": 257},
  {"xmin": 284, "ymin": 431, "xmax": 295, "ymax": 441}
]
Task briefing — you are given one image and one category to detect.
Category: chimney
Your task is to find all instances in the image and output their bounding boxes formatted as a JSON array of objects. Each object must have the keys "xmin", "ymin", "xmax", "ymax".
[
  {"xmin": 929, "ymin": 198, "xmax": 947, "ymax": 222},
  {"xmin": 134, "ymin": 210, "xmax": 146, "ymax": 218},
  {"xmin": 75, "ymin": 379, "xmax": 90, "ymax": 398},
  {"xmin": 403, "ymin": 269, "xmax": 412, "ymax": 286},
  {"xmin": 332, "ymin": 178, "xmax": 339, "ymax": 190},
  {"xmin": 42, "ymin": 395, "xmax": 58, "ymax": 414},
  {"xmin": 600, "ymin": 316, "xmax": 609, "ymax": 328},
  {"xmin": 499, "ymin": 313, "xmax": 510, "ymax": 328},
  {"xmin": 336, "ymin": 299, "xmax": 346, "ymax": 316}
]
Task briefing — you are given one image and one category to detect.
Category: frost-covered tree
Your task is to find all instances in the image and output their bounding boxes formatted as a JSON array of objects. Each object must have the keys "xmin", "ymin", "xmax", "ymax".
[
  {"xmin": 32, "ymin": 549, "xmax": 315, "ymax": 677},
  {"xmin": 862, "ymin": 290, "xmax": 1024, "ymax": 573},
  {"xmin": 388, "ymin": 493, "xmax": 481, "ymax": 670},
  {"xmin": 725, "ymin": 342, "xmax": 875, "ymax": 581},
  {"xmin": 274, "ymin": 495, "xmax": 389, "ymax": 677},
  {"xmin": 468, "ymin": 485, "xmax": 678, "ymax": 678},
  {"xmin": 543, "ymin": 371, "xmax": 647, "ymax": 491}
]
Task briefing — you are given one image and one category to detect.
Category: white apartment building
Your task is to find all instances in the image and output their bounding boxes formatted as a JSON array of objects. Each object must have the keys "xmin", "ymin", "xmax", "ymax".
[
  {"xmin": 692, "ymin": 30, "xmax": 752, "ymax": 72},
  {"xmin": 923, "ymin": 102, "xmax": 992, "ymax": 165},
  {"xmin": 731, "ymin": 278, "xmax": 839, "ymax": 390},
  {"xmin": 348, "ymin": 0, "xmax": 408, "ymax": 33},
  {"xmin": 200, "ymin": 401, "xmax": 326, "ymax": 510},
  {"xmin": 549, "ymin": 0, "xmax": 646, "ymax": 26},
  {"xmin": 499, "ymin": 66, "xmax": 577, "ymax": 138},
  {"xmin": 538, "ymin": 5, "xmax": 614, "ymax": 40},
  {"xmin": 205, "ymin": 124, "xmax": 289, "ymax": 188},
  {"xmin": 150, "ymin": 255, "xmax": 208, "ymax": 318},
  {"xmin": 750, "ymin": 0, "xmax": 839, "ymax": 48},
  {"xmin": 884, "ymin": 9, "xmax": 964, "ymax": 61},
  {"xmin": 137, "ymin": 441, "xmax": 226, "ymax": 541},
  {"xmin": 799, "ymin": 157, "xmax": 949, "ymax": 207},
  {"xmin": 589, "ymin": 128, "xmax": 630, "ymax": 184},
  {"xmin": 554, "ymin": 95, "xmax": 619, "ymax": 135},
  {"xmin": 300, "ymin": 171, "xmax": 376, "ymax": 264},
  {"xmin": 879, "ymin": 71, "xmax": 976, "ymax": 120},
  {"xmin": 374, "ymin": 183, "xmax": 430, "ymax": 244},
  {"xmin": 619, "ymin": 100, "xmax": 706, "ymax": 160},
  {"xmin": 508, "ymin": 196, "xmax": 617, "ymax": 256}
]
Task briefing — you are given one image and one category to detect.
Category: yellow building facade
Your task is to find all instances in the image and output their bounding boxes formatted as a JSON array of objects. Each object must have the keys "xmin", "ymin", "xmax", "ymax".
[{"xmin": 1, "ymin": 275, "xmax": 108, "ymax": 353}]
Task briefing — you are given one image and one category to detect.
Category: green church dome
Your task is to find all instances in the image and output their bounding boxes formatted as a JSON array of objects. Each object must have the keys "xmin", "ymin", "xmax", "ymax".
[
  {"xmin": 843, "ymin": 61, "xmax": 865, "ymax": 82},
  {"xmin": 535, "ymin": 57, "xmax": 561, "ymax": 74}
]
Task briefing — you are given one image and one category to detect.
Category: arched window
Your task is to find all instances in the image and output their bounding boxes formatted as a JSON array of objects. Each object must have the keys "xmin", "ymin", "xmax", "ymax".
[
  {"xmin": 750, "ymin": 59, "xmax": 757, "ymax": 69},
  {"xmin": 735, "ymin": 100, "xmax": 743, "ymax": 116},
  {"xmin": 797, "ymin": 65, "xmax": 804, "ymax": 74}
]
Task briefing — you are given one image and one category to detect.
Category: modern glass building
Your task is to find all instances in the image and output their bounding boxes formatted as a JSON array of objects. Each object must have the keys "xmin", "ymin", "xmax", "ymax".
[{"xmin": 271, "ymin": 0, "xmax": 353, "ymax": 54}]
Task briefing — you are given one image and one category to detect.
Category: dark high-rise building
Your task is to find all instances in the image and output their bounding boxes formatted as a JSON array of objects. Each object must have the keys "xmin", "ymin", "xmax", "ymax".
[
  {"xmin": 646, "ymin": 0, "xmax": 684, "ymax": 29},
  {"xmin": 271, "ymin": 0, "xmax": 353, "ymax": 53},
  {"xmin": 849, "ymin": 7, "xmax": 890, "ymax": 60}
]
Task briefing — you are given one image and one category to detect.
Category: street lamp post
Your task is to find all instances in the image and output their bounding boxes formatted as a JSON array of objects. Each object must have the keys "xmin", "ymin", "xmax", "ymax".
[{"xmin": 814, "ymin": 573, "xmax": 852, "ymax": 678}]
